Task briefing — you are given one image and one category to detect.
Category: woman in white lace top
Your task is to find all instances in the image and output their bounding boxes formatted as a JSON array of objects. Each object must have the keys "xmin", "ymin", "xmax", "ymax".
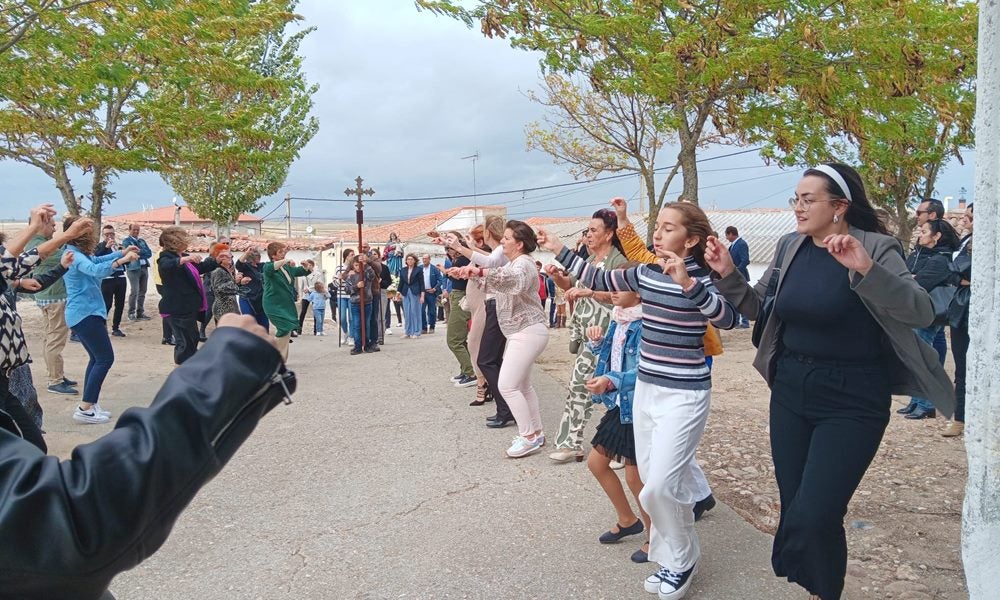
[{"xmin": 457, "ymin": 220, "xmax": 549, "ymax": 458}]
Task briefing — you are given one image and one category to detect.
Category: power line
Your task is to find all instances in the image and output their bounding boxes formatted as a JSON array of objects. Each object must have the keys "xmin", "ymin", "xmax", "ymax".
[{"xmin": 287, "ymin": 147, "xmax": 765, "ymax": 204}]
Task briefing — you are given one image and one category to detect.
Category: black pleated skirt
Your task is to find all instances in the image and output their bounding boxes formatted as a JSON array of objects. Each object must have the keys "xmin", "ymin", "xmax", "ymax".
[{"xmin": 590, "ymin": 406, "xmax": 636, "ymax": 465}]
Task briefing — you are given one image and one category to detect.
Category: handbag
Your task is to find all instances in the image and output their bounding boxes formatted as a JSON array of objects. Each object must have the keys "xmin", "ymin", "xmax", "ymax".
[
  {"xmin": 751, "ymin": 236, "xmax": 793, "ymax": 349},
  {"xmin": 929, "ymin": 285, "xmax": 957, "ymax": 327}
]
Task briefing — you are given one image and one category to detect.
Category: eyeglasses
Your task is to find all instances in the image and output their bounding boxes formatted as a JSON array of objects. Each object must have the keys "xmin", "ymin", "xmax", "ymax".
[
  {"xmin": 788, "ymin": 196, "xmax": 841, "ymax": 210},
  {"xmin": 915, "ymin": 210, "xmax": 930, "ymax": 216}
]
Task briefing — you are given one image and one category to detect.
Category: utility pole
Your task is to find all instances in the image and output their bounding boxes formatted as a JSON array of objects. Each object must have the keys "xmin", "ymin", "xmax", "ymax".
[
  {"xmin": 462, "ymin": 151, "xmax": 479, "ymax": 213},
  {"xmin": 284, "ymin": 193, "xmax": 292, "ymax": 239}
]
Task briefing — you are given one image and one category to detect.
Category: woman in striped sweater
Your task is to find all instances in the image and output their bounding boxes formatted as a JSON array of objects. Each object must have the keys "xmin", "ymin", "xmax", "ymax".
[{"xmin": 539, "ymin": 202, "xmax": 737, "ymax": 600}]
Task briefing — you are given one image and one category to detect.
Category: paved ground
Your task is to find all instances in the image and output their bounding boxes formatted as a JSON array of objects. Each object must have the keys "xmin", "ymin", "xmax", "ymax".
[{"xmin": 33, "ymin": 316, "xmax": 805, "ymax": 599}]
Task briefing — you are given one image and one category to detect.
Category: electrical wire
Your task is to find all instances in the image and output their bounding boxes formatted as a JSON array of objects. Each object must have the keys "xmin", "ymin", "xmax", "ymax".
[{"xmin": 287, "ymin": 147, "xmax": 764, "ymax": 204}]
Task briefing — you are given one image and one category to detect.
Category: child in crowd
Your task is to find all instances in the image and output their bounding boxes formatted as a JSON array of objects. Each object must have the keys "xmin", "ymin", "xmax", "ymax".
[
  {"xmin": 308, "ymin": 281, "xmax": 330, "ymax": 336},
  {"xmin": 583, "ymin": 288, "xmax": 650, "ymax": 564},
  {"xmin": 540, "ymin": 201, "xmax": 737, "ymax": 599}
]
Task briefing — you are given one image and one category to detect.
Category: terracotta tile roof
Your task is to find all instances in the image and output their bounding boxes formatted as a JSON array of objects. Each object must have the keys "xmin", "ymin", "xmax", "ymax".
[
  {"xmin": 107, "ymin": 206, "xmax": 263, "ymax": 225},
  {"xmin": 323, "ymin": 205, "xmax": 507, "ymax": 245}
]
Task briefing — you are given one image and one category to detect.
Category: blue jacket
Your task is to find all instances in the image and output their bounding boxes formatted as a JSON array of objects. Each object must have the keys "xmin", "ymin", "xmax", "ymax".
[
  {"xmin": 588, "ymin": 319, "xmax": 642, "ymax": 424},
  {"xmin": 730, "ymin": 237, "xmax": 750, "ymax": 279},
  {"xmin": 398, "ymin": 265, "xmax": 424, "ymax": 297},
  {"xmin": 421, "ymin": 263, "xmax": 442, "ymax": 296},
  {"xmin": 121, "ymin": 235, "xmax": 153, "ymax": 271},
  {"xmin": 63, "ymin": 244, "xmax": 123, "ymax": 328}
]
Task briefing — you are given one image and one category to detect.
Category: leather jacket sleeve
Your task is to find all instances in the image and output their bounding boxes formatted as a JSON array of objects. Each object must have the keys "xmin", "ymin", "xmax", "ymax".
[{"xmin": 0, "ymin": 327, "xmax": 295, "ymax": 600}]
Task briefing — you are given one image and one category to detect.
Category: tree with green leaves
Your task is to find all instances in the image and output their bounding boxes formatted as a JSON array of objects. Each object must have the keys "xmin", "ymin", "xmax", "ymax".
[
  {"xmin": 0, "ymin": 0, "xmax": 298, "ymax": 224},
  {"xmin": 0, "ymin": 0, "xmax": 107, "ymax": 55},
  {"xmin": 524, "ymin": 74, "xmax": 684, "ymax": 240},
  {"xmin": 417, "ymin": 0, "xmax": 841, "ymax": 207},
  {"xmin": 741, "ymin": 0, "xmax": 977, "ymax": 243},
  {"xmin": 162, "ymin": 4, "xmax": 319, "ymax": 233}
]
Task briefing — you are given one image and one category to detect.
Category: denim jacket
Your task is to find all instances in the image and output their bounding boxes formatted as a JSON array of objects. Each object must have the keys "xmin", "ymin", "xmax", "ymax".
[{"xmin": 587, "ymin": 319, "xmax": 642, "ymax": 424}]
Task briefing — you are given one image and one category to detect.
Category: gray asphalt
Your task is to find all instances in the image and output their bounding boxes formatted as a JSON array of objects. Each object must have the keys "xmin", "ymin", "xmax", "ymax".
[{"xmin": 110, "ymin": 330, "xmax": 804, "ymax": 600}]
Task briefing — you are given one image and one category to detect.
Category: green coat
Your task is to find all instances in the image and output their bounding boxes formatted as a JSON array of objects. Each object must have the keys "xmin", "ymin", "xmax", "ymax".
[{"xmin": 262, "ymin": 262, "xmax": 308, "ymax": 336}]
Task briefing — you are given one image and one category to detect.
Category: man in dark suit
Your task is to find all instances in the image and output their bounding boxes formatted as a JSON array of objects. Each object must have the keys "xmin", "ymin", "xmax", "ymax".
[
  {"xmin": 419, "ymin": 254, "xmax": 442, "ymax": 334},
  {"xmin": 725, "ymin": 226, "xmax": 751, "ymax": 328}
]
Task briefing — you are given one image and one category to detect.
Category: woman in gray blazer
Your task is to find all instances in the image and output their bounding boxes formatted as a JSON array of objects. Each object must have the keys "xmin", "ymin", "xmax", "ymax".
[{"xmin": 704, "ymin": 163, "xmax": 952, "ymax": 600}]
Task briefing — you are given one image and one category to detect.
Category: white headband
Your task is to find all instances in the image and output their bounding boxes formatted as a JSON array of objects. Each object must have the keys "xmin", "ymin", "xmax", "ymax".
[{"xmin": 811, "ymin": 165, "xmax": 853, "ymax": 203}]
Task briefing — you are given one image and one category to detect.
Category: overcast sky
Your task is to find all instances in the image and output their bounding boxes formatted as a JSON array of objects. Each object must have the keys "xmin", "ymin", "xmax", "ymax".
[{"xmin": 0, "ymin": 0, "xmax": 976, "ymax": 222}]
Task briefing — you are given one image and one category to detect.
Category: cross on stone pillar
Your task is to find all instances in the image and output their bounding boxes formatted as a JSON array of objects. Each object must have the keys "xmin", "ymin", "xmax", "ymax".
[{"xmin": 344, "ymin": 176, "xmax": 374, "ymax": 349}]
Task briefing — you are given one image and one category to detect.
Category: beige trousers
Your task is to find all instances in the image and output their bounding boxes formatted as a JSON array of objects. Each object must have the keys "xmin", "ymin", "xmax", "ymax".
[
  {"xmin": 275, "ymin": 334, "xmax": 290, "ymax": 362},
  {"xmin": 40, "ymin": 302, "xmax": 70, "ymax": 386}
]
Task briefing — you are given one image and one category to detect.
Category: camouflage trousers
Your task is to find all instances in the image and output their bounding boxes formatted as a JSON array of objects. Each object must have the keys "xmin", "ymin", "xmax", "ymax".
[{"xmin": 552, "ymin": 346, "xmax": 601, "ymax": 450}]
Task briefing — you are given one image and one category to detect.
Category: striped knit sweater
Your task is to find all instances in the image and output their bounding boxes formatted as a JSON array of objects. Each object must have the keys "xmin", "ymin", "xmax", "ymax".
[{"xmin": 556, "ymin": 247, "xmax": 737, "ymax": 390}]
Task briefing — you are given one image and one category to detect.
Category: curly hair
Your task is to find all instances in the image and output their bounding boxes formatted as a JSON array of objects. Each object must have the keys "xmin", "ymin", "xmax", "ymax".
[{"xmin": 159, "ymin": 226, "xmax": 190, "ymax": 253}]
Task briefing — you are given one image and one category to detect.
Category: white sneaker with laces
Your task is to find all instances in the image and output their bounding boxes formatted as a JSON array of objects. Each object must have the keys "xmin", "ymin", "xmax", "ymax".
[
  {"xmin": 73, "ymin": 406, "xmax": 110, "ymax": 424},
  {"xmin": 644, "ymin": 562, "xmax": 698, "ymax": 599},
  {"xmin": 93, "ymin": 403, "xmax": 112, "ymax": 417},
  {"xmin": 506, "ymin": 435, "xmax": 543, "ymax": 458}
]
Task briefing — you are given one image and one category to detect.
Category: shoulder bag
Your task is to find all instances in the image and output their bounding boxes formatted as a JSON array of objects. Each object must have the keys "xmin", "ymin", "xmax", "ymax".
[{"xmin": 751, "ymin": 237, "xmax": 793, "ymax": 349}]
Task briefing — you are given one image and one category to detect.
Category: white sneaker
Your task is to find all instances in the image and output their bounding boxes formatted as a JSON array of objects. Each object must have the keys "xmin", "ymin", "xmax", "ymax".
[
  {"xmin": 644, "ymin": 563, "xmax": 698, "ymax": 599},
  {"xmin": 386, "ymin": 328, "xmax": 393, "ymax": 335},
  {"xmin": 610, "ymin": 460, "xmax": 625, "ymax": 470},
  {"xmin": 73, "ymin": 406, "xmax": 110, "ymax": 424},
  {"xmin": 346, "ymin": 337, "xmax": 354, "ymax": 345},
  {"xmin": 506, "ymin": 435, "xmax": 543, "ymax": 458},
  {"xmin": 93, "ymin": 403, "xmax": 112, "ymax": 417}
]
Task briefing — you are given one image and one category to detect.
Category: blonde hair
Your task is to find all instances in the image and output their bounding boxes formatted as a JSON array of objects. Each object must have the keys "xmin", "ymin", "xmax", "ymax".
[{"xmin": 484, "ymin": 215, "xmax": 505, "ymax": 243}]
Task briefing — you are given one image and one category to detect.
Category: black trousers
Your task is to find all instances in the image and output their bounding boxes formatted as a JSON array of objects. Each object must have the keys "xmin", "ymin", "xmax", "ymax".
[
  {"xmin": 769, "ymin": 352, "xmax": 890, "ymax": 600},
  {"xmin": 0, "ymin": 373, "xmax": 46, "ymax": 452},
  {"xmin": 298, "ymin": 299, "xmax": 312, "ymax": 332},
  {"xmin": 477, "ymin": 300, "xmax": 513, "ymax": 421},
  {"xmin": 950, "ymin": 325, "xmax": 969, "ymax": 422},
  {"xmin": 101, "ymin": 277, "xmax": 127, "ymax": 330},
  {"xmin": 170, "ymin": 314, "xmax": 200, "ymax": 365},
  {"xmin": 155, "ymin": 285, "xmax": 172, "ymax": 342}
]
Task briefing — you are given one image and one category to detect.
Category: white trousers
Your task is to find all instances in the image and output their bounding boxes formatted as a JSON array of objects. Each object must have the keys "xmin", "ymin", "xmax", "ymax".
[{"xmin": 633, "ymin": 380, "xmax": 712, "ymax": 571}]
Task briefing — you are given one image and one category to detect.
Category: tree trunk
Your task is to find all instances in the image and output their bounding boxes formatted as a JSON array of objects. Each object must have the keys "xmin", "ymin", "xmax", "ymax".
[
  {"xmin": 88, "ymin": 165, "xmax": 109, "ymax": 229},
  {"xmin": 677, "ymin": 140, "xmax": 699, "ymax": 205},
  {"xmin": 54, "ymin": 162, "xmax": 80, "ymax": 216},
  {"xmin": 893, "ymin": 195, "xmax": 914, "ymax": 248},
  {"xmin": 963, "ymin": 0, "xmax": 1000, "ymax": 595}
]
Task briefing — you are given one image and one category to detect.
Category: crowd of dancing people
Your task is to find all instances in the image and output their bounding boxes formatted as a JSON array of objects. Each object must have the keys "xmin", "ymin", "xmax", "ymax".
[{"xmin": 0, "ymin": 161, "xmax": 974, "ymax": 600}]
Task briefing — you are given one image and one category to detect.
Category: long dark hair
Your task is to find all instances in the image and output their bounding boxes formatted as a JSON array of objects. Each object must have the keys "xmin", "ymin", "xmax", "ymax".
[
  {"xmin": 924, "ymin": 219, "xmax": 960, "ymax": 251},
  {"xmin": 592, "ymin": 208, "xmax": 624, "ymax": 254},
  {"xmin": 804, "ymin": 163, "xmax": 889, "ymax": 235}
]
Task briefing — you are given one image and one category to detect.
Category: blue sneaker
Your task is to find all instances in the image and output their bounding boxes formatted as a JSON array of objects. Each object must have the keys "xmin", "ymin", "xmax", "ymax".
[{"xmin": 47, "ymin": 382, "xmax": 78, "ymax": 396}]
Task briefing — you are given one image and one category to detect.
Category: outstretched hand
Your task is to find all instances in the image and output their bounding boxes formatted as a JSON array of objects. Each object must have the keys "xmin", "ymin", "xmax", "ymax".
[
  {"xmin": 610, "ymin": 197, "xmax": 629, "ymax": 224},
  {"xmin": 704, "ymin": 236, "xmax": 735, "ymax": 277},
  {"xmin": 824, "ymin": 234, "xmax": 873, "ymax": 275},
  {"xmin": 536, "ymin": 228, "xmax": 565, "ymax": 253}
]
